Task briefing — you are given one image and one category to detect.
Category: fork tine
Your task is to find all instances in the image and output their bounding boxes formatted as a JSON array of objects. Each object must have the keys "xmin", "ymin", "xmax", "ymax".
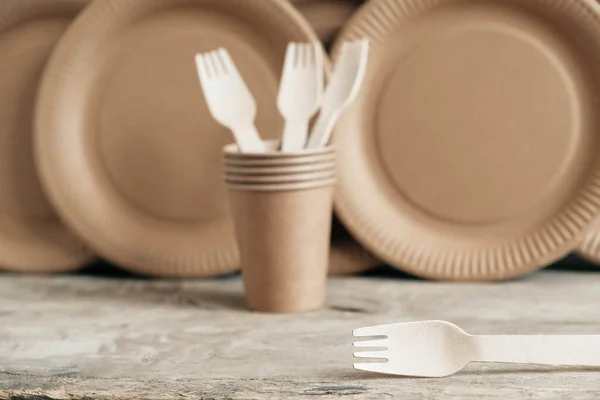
[
  {"xmin": 213, "ymin": 49, "xmax": 227, "ymax": 75},
  {"xmin": 294, "ymin": 42, "xmax": 302, "ymax": 68},
  {"xmin": 294, "ymin": 43, "xmax": 301, "ymax": 68},
  {"xmin": 218, "ymin": 48, "xmax": 232, "ymax": 72},
  {"xmin": 204, "ymin": 52, "xmax": 217, "ymax": 78},
  {"xmin": 303, "ymin": 43, "xmax": 310, "ymax": 67},
  {"xmin": 354, "ymin": 350, "xmax": 388, "ymax": 360},
  {"xmin": 313, "ymin": 42, "xmax": 324, "ymax": 91},
  {"xmin": 353, "ymin": 339, "xmax": 388, "ymax": 348},
  {"xmin": 195, "ymin": 54, "xmax": 210, "ymax": 82},
  {"xmin": 216, "ymin": 48, "xmax": 231, "ymax": 74},
  {"xmin": 353, "ymin": 325, "xmax": 388, "ymax": 337},
  {"xmin": 305, "ymin": 43, "xmax": 313, "ymax": 66},
  {"xmin": 211, "ymin": 51, "xmax": 224, "ymax": 77},
  {"xmin": 219, "ymin": 48, "xmax": 244, "ymax": 82},
  {"xmin": 282, "ymin": 42, "xmax": 296, "ymax": 73},
  {"xmin": 305, "ymin": 43, "xmax": 312, "ymax": 66}
]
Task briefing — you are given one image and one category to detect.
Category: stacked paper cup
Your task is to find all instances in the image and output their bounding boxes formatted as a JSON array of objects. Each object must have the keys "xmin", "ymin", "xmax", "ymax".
[{"xmin": 224, "ymin": 141, "xmax": 336, "ymax": 313}]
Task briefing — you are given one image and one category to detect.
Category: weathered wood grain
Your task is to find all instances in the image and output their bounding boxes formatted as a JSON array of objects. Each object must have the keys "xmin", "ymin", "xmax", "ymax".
[{"xmin": 1, "ymin": 271, "xmax": 600, "ymax": 399}]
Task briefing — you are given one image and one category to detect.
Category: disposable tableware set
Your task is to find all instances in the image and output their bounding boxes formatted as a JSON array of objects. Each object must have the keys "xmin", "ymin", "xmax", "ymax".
[
  {"xmin": 5, "ymin": 0, "xmax": 600, "ymax": 380},
  {"xmin": 195, "ymin": 40, "xmax": 369, "ymax": 313}
]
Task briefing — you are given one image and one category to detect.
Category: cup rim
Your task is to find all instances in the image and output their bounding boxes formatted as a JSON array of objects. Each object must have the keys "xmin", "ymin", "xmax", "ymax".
[
  {"xmin": 225, "ymin": 154, "xmax": 336, "ymax": 167},
  {"xmin": 223, "ymin": 140, "xmax": 335, "ymax": 158}
]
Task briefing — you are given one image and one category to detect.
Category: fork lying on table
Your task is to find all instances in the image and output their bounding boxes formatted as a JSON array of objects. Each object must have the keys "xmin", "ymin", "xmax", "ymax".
[{"xmin": 353, "ymin": 320, "xmax": 600, "ymax": 377}]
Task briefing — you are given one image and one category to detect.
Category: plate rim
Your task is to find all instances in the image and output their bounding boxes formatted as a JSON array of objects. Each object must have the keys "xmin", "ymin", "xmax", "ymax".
[{"xmin": 0, "ymin": 0, "xmax": 93, "ymax": 273}]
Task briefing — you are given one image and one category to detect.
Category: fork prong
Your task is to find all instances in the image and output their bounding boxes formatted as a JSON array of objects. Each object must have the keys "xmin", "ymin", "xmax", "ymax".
[
  {"xmin": 353, "ymin": 325, "xmax": 388, "ymax": 338},
  {"xmin": 216, "ymin": 48, "xmax": 231, "ymax": 74},
  {"xmin": 195, "ymin": 54, "xmax": 210, "ymax": 82},
  {"xmin": 294, "ymin": 42, "xmax": 302, "ymax": 68},
  {"xmin": 210, "ymin": 51, "xmax": 224, "ymax": 77},
  {"xmin": 354, "ymin": 350, "xmax": 388, "ymax": 360},
  {"xmin": 302, "ymin": 43, "xmax": 310, "ymax": 67},
  {"xmin": 218, "ymin": 48, "xmax": 245, "ymax": 83},
  {"xmin": 218, "ymin": 48, "xmax": 233, "ymax": 73},
  {"xmin": 313, "ymin": 42, "xmax": 324, "ymax": 90},
  {"xmin": 213, "ymin": 49, "xmax": 228, "ymax": 75},
  {"xmin": 204, "ymin": 52, "xmax": 217, "ymax": 78},
  {"xmin": 304, "ymin": 43, "xmax": 312, "ymax": 66},
  {"xmin": 293, "ymin": 43, "xmax": 300, "ymax": 68},
  {"xmin": 353, "ymin": 339, "xmax": 388, "ymax": 348},
  {"xmin": 283, "ymin": 42, "xmax": 296, "ymax": 73}
]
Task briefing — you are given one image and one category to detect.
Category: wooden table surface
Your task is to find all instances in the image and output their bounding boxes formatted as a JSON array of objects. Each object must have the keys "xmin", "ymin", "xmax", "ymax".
[{"xmin": 1, "ymin": 269, "xmax": 599, "ymax": 399}]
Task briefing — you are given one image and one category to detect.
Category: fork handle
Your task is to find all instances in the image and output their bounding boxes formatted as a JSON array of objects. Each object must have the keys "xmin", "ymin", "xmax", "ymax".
[
  {"xmin": 474, "ymin": 335, "xmax": 600, "ymax": 366},
  {"xmin": 232, "ymin": 125, "xmax": 264, "ymax": 153},
  {"xmin": 281, "ymin": 121, "xmax": 309, "ymax": 152}
]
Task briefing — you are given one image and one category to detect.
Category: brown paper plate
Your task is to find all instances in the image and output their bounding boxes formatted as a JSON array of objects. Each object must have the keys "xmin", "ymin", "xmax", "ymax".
[
  {"xmin": 333, "ymin": 0, "xmax": 600, "ymax": 281},
  {"xmin": 328, "ymin": 215, "xmax": 379, "ymax": 275},
  {"xmin": 35, "ymin": 0, "xmax": 320, "ymax": 277},
  {"xmin": 0, "ymin": 0, "xmax": 93, "ymax": 273},
  {"xmin": 577, "ymin": 230, "xmax": 600, "ymax": 264},
  {"xmin": 328, "ymin": 240, "xmax": 379, "ymax": 275}
]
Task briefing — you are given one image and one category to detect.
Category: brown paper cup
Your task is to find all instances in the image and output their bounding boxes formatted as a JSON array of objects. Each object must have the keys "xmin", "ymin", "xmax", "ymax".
[
  {"xmin": 228, "ymin": 183, "xmax": 334, "ymax": 313},
  {"xmin": 224, "ymin": 142, "xmax": 336, "ymax": 313}
]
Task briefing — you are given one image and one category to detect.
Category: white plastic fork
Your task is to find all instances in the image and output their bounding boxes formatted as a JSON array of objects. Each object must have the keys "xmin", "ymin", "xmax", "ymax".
[
  {"xmin": 306, "ymin": 39, "xmax": 369, "ymax": 149},
  {"xmin": 278, "ymin": 42, "xmax": 324, "ymax": 152},
  {"xmin": 353, "ymin": 320, "xmax": 600, "ymax": 377},
  {"xmin": 195, "ymin": 48, "xmax": 264, "ymax": 153}
]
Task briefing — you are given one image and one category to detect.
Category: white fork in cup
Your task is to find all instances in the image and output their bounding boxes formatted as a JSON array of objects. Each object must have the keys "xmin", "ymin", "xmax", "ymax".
[{"xmin": 195, "ymin": 48, "xmax": 265, "ymax": 153}]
